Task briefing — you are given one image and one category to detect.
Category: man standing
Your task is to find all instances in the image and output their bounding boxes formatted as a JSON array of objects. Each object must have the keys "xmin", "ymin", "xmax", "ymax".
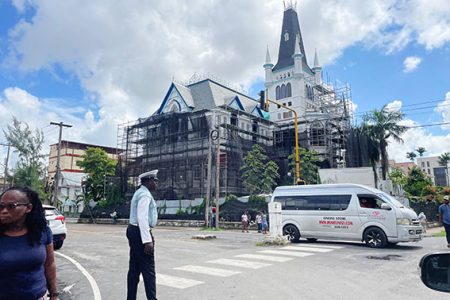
[
  {"xmin": 438, "ymin": 195, "xmax": 450, "ymax": 248},
  {"xmin": 127, "ymin": 170, "xmax": 159, "ymax": 300}
]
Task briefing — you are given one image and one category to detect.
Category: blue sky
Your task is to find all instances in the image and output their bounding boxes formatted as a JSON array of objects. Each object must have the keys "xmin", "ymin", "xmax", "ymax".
[{"xmin": 0, "ymin": 0, "xmax": 449, "ymax": 167}]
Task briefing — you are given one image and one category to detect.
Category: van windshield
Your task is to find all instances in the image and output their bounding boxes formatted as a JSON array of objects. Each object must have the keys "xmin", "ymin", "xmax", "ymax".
[{"xmin": 378, "ymin": 193, "xmax": 404, "ymax": 208}]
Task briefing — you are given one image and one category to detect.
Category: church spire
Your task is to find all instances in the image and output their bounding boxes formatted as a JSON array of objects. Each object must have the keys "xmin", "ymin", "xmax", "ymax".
[
  {"xmin": 273, "ymin": 5, "xmax": 309, "ymax": 72},
  {"xmin": 314, "ymin": 48, "xmax": 320, "ymax": 68},
  {"xmin": 265, "ymin": 45, "xmax": 272, "ymax": 66}
]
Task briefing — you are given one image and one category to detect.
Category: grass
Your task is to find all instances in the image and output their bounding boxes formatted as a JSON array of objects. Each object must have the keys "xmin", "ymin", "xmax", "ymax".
[{"xmin": 432, "ymin": 230, "xmax": 446, "ymax": 237}]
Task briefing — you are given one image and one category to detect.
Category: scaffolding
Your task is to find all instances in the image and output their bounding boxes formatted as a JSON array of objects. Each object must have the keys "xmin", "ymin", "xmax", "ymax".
[{"xmin": 117, "ymin": 103, "xmax": 276, "ymax": 200}]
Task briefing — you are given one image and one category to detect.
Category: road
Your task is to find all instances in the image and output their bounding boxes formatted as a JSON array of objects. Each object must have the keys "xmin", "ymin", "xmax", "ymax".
[{"xmin": 55, "ymin": 223, "xmax": 449, "ymax": 300}]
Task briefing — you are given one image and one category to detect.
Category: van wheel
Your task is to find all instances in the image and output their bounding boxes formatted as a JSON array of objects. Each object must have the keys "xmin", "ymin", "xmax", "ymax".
[
  {"xmin": 306, "ymin": 238, "xmax": 318, "ymax": 243},
  {"xmin": 363, "ymin": 227, "xmax": 387, "ymax": 248},
  {"xmin": 283, "ymin": 225, "xmax": 300, "ymax": 243}
]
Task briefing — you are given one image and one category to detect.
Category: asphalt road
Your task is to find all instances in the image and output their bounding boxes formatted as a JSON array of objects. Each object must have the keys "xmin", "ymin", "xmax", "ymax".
[{"xmin": 55, "ymin": 224, "xmax": 449, "ymax": 300}]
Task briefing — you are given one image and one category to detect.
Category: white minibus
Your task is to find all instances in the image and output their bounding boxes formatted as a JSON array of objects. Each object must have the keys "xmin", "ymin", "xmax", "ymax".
[{"xmin": 271, "ymin": 184, "xmax": 423, "ymax": 248}]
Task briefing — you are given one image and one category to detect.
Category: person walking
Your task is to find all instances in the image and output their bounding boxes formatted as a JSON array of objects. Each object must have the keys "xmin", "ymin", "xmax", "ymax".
[
  {"xmin": 127, "ymin": 170, "xmax": 159, "ymax": 300},
  {"xmin": 438, "ymin": 195, "xmax": 450, "ymax": 248},
  {"xmin": 261, "ymin": 211, "xmax": 268, "ymax": 234},
  {"xmin": 0, "ymin": 186, "xmax": 59, "ymax": 300},
  {"xmin": 241, "ymin": 210, "xmax": 249, "ymax": 233},
  {"xmin": 255, "ymin": 211, "xmax": 262, "ymax": 233}
]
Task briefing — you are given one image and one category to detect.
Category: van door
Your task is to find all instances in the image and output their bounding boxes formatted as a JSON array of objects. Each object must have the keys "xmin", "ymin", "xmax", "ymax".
[{"xmin": 357, "ymin": 194, "xmax": 397, "ymax": 237}]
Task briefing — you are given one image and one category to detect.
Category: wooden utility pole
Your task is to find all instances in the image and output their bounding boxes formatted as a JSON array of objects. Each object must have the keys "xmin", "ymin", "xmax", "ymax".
[{"xmin": 50, "ymin": 122, "xmax": 72, "ymax": 205}]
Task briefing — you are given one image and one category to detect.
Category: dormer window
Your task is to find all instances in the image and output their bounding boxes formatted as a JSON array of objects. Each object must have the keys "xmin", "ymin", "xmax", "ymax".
[{"xmin": 284, "ymin": 31, "xmax": 289, "ymax": 41}]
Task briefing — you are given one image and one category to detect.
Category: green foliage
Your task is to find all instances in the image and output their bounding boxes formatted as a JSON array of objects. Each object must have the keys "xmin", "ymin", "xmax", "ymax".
[
  {"xmin": 404, "ymin": 166, "xmax": 434, "ymax": 197},
  {"xmin": 359, "ymin": 105, "xmax": 407, "ymax": 180},
  {"xmin": 288, "ymin": 148, "xmax": 321, "ymax": 185},
  {"xmin": 248, "ymin": 195, "xmax": 268, "ymax": 216},
  {"xmin": 76, "ymin": 147, "xmax": 116, "ymax": 202},
  {"xmin": 388, "ymin": 167, "xmax": 407, "ymax": 195},
  {"xmin": 240, "ymin": 144, "xmax": 279, "ymax": 194},
  {"xmin": 176, "ymin": 208, "xmax": 186, "ymax": 215},
  {"xmin": 3, "ymin": 117, "xmax": 48, "ymax": 200},
  {"xmin": 191, "ymin": 199, "xmax": 205, "ymax": 215},
  {"xmin": 416, "ymin": 147, "xmax": 426, "ymax": 157},
  {"xmin": 406, "ymin": 151, "xmax": 417, "ymax": 162},
  {"xmin": 225, "ymin": 194, "xmax": 238, "ymax": 202}
]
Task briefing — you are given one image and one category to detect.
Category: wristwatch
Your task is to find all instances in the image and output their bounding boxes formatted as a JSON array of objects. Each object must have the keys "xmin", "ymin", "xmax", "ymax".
[{"xmin": 48, "ymin": 292, "xmax": 60, "ymax": 297}]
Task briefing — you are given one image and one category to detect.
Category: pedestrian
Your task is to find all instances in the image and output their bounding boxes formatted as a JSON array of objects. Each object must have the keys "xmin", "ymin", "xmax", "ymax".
[
  {"xmin": 255, "ymin": 211, "xmax": 262, "ymax": 233},
  {"xmin": 0, "ymin": 186, "xmax": 59, "ymax": 300},
  {"xmin": 261, "ymin": 211, "xmax": 268, "ymax": 234},
  {"xmin": 241, "ymin": 210, "xmax": 249, "ymax": 233},
  {"xmin": 418, "ymin": 212, "xmax": 427, "ymax": 233},
  {"xmin": 438, "ymin": 195, "xmax": 450, "ymax": 248},
  {"xmin": 127, "ymin": 170, "xmax": 159, "ymax": 300},
  {"xmin": 110, "ymin": 209, "xmax": 118, "ymax": 224},
  {"xmin": 211, "ymin": 206, "xmax": 216, "ymax": 228}
]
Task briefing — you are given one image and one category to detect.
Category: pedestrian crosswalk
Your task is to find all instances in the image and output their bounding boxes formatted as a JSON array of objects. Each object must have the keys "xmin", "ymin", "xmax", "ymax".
[{"xmin": 155, "ymin": 243, "xmax": 343, "ymax": 290}]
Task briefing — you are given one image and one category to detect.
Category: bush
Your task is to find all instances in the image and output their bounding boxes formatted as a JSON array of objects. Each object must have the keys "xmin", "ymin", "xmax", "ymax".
[{"xmin": 225, "ymin": 194, "xmax": 238, "ymax": 202}]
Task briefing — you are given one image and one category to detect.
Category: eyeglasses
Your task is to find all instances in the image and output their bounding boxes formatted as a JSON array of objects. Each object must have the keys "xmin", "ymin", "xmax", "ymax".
[{"xmin": 0, "ymin": 202, "xmax": 30, "ymax": 210}]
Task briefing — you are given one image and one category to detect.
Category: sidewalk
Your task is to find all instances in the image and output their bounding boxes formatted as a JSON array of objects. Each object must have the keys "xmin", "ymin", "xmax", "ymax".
[{"xmin": 423, "ymin": 225, "xmax": 443, "ymax": 237}]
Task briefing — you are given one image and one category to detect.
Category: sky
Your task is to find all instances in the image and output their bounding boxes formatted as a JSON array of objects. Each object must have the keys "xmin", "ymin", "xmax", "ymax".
[{"xmin": 0, "ymin": 0, "xmax": 449, "ymax": 174}]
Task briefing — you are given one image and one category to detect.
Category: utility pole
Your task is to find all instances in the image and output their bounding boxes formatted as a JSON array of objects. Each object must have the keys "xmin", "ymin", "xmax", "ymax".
[
  {"xmin": 215, "ymin": 128, "xmax": 220, "ymax": 229},
  {"xmin": 205, "ymin": 129, "xmax": 212, "ymax": 226},
  {"xmin": 50, "ymin": 122, "xmax": 72, "ymax": 205}
]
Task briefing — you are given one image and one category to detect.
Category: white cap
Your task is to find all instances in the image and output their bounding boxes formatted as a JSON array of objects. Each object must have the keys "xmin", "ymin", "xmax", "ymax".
[
  {"xmin": 139, "ymin": 169, "xmax": 158, "ymax": 181},
  {"xmin": 444, "ymin": 195, "xmax": 449, "ymax": 200}
]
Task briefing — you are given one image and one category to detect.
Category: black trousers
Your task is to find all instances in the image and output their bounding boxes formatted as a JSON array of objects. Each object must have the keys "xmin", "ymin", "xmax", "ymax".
[
  {"xmin": 126, "ymin": 225, "xmax": 157, "ymax": 300},
  {"xmin": 444, "ymin": 222, "xmax": 450, "ymax": 244}
]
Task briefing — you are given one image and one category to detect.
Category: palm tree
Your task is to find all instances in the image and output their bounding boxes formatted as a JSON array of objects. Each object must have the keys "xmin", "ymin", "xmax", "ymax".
[
  {"xmin": 406, "ymin": 151, "xmax": 417, "ymax": 162},
  {"xmin": 360, "ymin": 105, "xmax": 408, "ymax": 181},
  {"xmin": 438, "ymin": 152, "xmax": 450, "ymax": 186},
  {"xmin": 416, "ymin": 147, "xmax": 426, "ymax": 157}
]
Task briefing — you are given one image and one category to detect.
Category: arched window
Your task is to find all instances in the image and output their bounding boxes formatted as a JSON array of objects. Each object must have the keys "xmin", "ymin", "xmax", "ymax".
[
  {"xmin": 286, "ymin": 83, "xmax": 292, "ymax": 98},
  {"xmin": 281, "ymin": 84, "xmax": 286, "ymax": 99},
  {"xmin": 276, "ymin": 86, "xmax": 281, "ymax": 100}
]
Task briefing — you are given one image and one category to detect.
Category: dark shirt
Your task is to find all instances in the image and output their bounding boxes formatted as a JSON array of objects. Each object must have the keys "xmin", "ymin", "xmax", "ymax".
[{"xmin": 0, "ymin": 226, "xmax": 53, "ymax": 300}]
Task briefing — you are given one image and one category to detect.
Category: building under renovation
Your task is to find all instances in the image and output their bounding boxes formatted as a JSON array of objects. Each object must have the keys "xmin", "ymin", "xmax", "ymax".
[{"xmin": 118, "ymin": 3, "xmax": 368, "ymax": 200}]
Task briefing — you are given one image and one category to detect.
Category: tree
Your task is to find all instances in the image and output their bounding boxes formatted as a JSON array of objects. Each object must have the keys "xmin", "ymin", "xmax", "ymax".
[
  {"xmin": 438, "ymin": 152, "xmax": 450, "ymax": 186},
  {"xmin": 416, "ymin": 147, "xmax": 426, "ymax": 157},
  {"xmin": 403, "ymin": 166, "xmax": 433, "ymax": 197},
  {"xmin": 3, "ymin": 117, "xmax": 47, "ymax": 198},
  {"xmin": 388, "ymin": 167, "xmax": 406, "ymax": 195},
  {"xmin": 76, "ymin": 147, "xmax": 116, "ymax": 202},
  {"xmin": 406, "ymin": 151, "xmax": 417, "ymax": 162},
  {"xmin": 240, "ymin": 144, "xmax": 279, "ymax": 195},
  {"xmin": 288, "ymin": 148, "xmax": 321, "ymax": 184},
  {"xmin": 360, "ymin": 105, "xmax": 408, "ymax": 180}
]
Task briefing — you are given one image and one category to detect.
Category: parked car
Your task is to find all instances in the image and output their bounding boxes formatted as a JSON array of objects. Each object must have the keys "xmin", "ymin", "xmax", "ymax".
[{"xmin": 43, "ymin": 205, "xmax": 67, "ymax": 250}]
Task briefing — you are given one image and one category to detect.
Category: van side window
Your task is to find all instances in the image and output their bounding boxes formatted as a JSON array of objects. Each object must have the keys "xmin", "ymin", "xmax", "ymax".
[
  {"xmin": 274, "ymin": 195, "xmax": 351, "ymax": 211},
  {"xmin": 358, "ymin": 195, "xmax": 383, "ymax": 209}
]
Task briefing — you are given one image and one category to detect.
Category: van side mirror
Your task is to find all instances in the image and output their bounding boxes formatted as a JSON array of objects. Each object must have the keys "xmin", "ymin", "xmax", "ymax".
[
  {"xmin": 420, "ymin": 253, "xmax": 450, "ymax": 293},
  {"xmin": 380, "ymin": 203, "xmax": 392, "ymax": 210}
]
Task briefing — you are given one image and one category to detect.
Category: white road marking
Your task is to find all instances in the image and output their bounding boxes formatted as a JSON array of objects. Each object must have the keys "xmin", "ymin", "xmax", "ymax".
[
  {"xmin": 55, "ymin": 252, "xmax": 102, "ymax": 300},
  {"xmin": 258, "ymin": 250, "xmax": 314, "ymax": 257},
  {"xmin": 207, "ymin": 258, "xmax": 271, "ymax": 269},
  {"xmin": 282, "ymin": 246, "xmax": 333, "ymax": 253},
  {"xmin": 174, "ymin": 265, "xmax": 241, "ymax": 277},
  {"xmin": 156, "ymin": 274, "xmax": 204, "ymax": 289},
  {"xmin": 235, "ymin": 254, "xmax": 293, "ymax": 262},
  {"xmin": 296, "ymin": 244, "xmax": 343, "ymax": 249}
]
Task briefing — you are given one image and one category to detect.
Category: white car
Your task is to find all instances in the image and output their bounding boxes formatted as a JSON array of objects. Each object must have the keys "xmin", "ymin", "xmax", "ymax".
[{"xmin": 43, "ymin": 205, "xmax": 67, "ymax": 250}]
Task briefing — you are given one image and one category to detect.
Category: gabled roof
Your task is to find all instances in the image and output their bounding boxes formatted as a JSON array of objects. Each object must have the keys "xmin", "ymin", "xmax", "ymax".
[{"xmin": 153, "ymin": 78, "xmax": 261, "ymax": 116}]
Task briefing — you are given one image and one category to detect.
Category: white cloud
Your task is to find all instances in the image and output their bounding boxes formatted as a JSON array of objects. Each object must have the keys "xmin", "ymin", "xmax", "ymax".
[
  {"xmin": 403, "ymin": 56, "xmax": 422, "ymax": 73},
  {"xmin": 2, "ymin": 0, "xmax": 450, "ymax": 149},
  {"xmin": 388, "ymin": 126, "xmax": 450, "ymax": 163},
  {"xmin": 435, "ymin": 92, "xmax": 450, "ymax": 130},
  {"xmin": 385, "ymin": 100, "xmax": 402, "ymax": 112}
]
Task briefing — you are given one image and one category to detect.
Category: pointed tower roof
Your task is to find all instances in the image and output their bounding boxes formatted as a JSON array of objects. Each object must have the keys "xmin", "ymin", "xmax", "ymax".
[
  {"xmin": 313, "ymin": 48, "xmax": 321, "ymax": 68},
  {"xmin": 273, "ymin": 7, "xmax": 309, "ymax": 72},
  {"xmin": 265, "ymin": 46, "xmax": 272, "ymax": 65}
]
